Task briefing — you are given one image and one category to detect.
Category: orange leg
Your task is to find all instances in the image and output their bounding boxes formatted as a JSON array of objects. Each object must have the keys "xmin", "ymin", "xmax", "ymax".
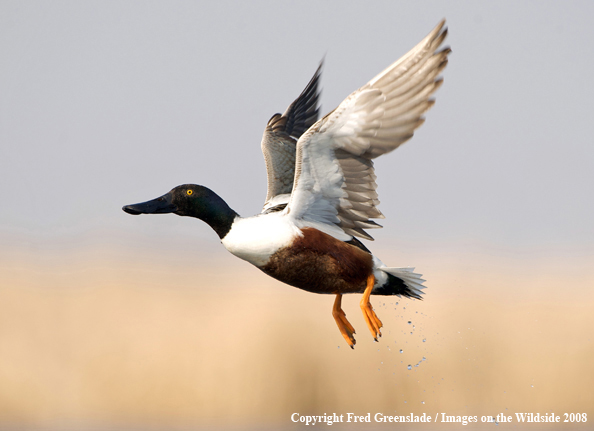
[
  {"xmin": 360, "ymin": 274, "xmax": 383, "ymax": 341},
  {"xmin": 332, "ymin": 294, "xmax": 356, "ymax": 349}
]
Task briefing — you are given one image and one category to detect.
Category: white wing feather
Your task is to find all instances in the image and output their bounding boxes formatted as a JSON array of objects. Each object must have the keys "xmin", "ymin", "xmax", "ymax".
[{"xmin": 285, "ymin": 20, "xmax": 450, "ymax": 240}]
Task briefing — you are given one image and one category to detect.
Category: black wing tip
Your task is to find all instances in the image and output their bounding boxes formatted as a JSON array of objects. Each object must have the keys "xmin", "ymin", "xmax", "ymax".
[{"xmin": 281, "ymin": 60, "xmax": 324, "ymax": 138}]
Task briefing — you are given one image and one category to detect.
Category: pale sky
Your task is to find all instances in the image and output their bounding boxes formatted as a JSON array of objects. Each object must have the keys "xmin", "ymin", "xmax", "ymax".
[{"xmin": 1, "ymin": 1, "xmax": 593, "ymax": 259}]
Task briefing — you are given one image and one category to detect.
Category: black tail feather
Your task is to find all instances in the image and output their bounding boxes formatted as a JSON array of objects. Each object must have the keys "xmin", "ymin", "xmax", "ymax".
[{"xmin": 373, "ymin": 273, "xmax": 423, "ymax": 299}]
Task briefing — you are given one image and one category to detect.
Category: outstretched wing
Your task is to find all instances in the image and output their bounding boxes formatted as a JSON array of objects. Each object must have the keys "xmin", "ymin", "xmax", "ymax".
[
  {"xmin": 261, "ymin": 63, "xmax": 322, "ymax": 212},
  {"xmin": 285, "ymin": 20, "xmax": 450, "ymax": 240}
]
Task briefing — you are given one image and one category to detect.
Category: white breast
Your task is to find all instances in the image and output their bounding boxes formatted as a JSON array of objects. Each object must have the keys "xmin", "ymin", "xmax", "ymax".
[{"xmin": 221, "ymin": 212, "xmax": 302, "ymax": 267}]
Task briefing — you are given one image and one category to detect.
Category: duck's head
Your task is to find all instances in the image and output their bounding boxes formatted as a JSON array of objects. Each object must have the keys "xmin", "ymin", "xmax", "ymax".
[
  {"xmin": 122, "ymin": 184, "xmax": 237, "ymax": 238},
  {"xmin": 123, "ymin": 184, "xmax": 198, "ymax": 217}
]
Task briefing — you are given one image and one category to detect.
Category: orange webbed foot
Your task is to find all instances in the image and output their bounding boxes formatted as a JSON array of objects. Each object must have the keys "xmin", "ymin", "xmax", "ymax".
[
  {"xmin": 332, "ymin": 294, "xmax": 356, "ymax": 348},
  {"xmin": 360, "ymin": 274, "xmax": 383, "ymax": 341}
]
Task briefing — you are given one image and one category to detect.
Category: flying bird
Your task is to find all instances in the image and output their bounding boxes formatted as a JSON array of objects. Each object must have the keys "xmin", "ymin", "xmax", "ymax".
[{"xmin": 123, "ymin": 21, "xmax": 450, "ymax": 348}]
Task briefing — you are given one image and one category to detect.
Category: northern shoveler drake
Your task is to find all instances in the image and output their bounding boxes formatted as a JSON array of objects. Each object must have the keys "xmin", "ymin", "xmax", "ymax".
[{"xmin": 123, "ymin": 21, "xmax": 450, "ymax": 348}]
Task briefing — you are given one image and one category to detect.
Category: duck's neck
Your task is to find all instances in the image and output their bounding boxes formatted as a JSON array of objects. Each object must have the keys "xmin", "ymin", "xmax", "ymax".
[
  {"xmin": 179, "ymin": 188, "xmax": 238, "ymax": 239},
  {"xmin": 202, "ymin": 201, "xmax": 238, "ymax": 240}
]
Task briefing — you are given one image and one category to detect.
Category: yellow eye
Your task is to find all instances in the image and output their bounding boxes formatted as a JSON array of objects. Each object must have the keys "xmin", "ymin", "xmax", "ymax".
[{"xmin": 187, "ymin": 189, "xmax": 193, "ymax": 196}]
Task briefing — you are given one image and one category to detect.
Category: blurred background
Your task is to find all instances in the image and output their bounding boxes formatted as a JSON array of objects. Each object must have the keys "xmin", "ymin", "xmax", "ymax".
[{"xmin": 1, "ymin": 1, "xmax": 593, "ymax": 430}]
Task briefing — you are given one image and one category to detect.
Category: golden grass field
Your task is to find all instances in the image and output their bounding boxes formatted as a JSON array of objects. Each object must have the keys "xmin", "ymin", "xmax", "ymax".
[{"xmin": 1, "ymin": 235, "xmax": 592, "ymax": 430}]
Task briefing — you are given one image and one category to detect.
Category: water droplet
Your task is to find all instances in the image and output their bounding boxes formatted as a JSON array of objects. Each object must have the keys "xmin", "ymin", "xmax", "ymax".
[
  {"xmin": 381, "ymin": 361, "xmax": 383, "ymax": 364},
  {"xmin": 407, "ymin": 364, "xmax": 412, "ymax": 370},
  {"xmin": 422, "ymin": 356, "xmax": 426, "ymax": 361},
  {"xmin": 531, "ymin": 385, "xmax": 534, "ymax": 388},
  {"xmin": 421, "ymin": 401, "xmax": 425, "ymax": 404},
  {"xmin": 407, "ymin": 321, "xmax": 412, "ymax": 325},
  {"xmin": 399, "ymin": 349, "xmax": 403, "ymax": 353},
  {"xmin": 413, "ymin": 325, "xmax": 415, "ymax": 329},
  {"xmin": 422, "ymin": 338, "xmax": 426, "ymax": 342}
]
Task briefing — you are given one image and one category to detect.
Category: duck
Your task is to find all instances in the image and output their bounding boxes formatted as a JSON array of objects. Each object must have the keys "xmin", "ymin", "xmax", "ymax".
[{"xmin": 123, "ymin": 20, "xmax": 450, "ymax": 348}]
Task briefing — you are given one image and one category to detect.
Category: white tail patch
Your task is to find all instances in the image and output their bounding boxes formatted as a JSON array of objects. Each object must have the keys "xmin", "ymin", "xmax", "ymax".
[{"xmin": 379, "ymin": 267, "xmax": 427, "ymax": 297}]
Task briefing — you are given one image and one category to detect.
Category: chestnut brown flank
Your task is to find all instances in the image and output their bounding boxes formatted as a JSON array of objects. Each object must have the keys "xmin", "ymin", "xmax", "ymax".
[{"xmin": 260, "ymin": 227, "xmax": 373, "ymax": 294}]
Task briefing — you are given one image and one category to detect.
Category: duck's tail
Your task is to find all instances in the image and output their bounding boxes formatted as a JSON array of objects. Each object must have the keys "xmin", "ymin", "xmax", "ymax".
[{"xmin": 373, "ymin": 267, "xmax": 426, "ymax": 299}]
